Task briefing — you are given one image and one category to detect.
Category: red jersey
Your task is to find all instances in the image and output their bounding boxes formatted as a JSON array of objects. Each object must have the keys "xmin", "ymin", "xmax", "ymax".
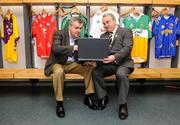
[{"xmin": 32, "ymin": 13, "xmax": 57, "ymax": 59}]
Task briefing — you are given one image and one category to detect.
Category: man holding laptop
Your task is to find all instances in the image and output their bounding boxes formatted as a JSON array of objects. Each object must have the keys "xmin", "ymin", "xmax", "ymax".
[
  {"xmin": 92, "ymin": 13, "xmax": 134, "ymax": 120},
  {"xmin": 44, "ymin": 17, "xmax": 98, "ymax": 118},
  {"xmin": 45, "ymin": 13, "xmax": 133, "ymax": 120}
]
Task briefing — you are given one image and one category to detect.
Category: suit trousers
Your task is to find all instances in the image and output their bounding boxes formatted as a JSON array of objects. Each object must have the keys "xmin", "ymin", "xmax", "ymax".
[
  {"xmin": 52, "ymin": 62, "xmax": 94, "ymax": 101},
  {"xmin": 92, "ymin": 64, "xmax": 132, "ymax": 104}
]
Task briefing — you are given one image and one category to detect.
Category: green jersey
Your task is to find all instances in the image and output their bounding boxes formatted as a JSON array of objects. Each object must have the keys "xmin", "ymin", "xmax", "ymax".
[
  {"xmin": 61, "ymin": 13, "xmax": 88, "ymax": 37},
  {"xmin": 123, "ymin": 13, "xmax": 152, "ymax": 63}
]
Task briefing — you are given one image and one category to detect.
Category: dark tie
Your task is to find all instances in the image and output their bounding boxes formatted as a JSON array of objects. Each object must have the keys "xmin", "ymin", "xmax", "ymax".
[
  {"xmin": 74, "ymin": 39, "xmax": 78, "ymax": 61},
  {"xmin": 109, "ymin": 32, "xmax": 113, "ymax": 48}
]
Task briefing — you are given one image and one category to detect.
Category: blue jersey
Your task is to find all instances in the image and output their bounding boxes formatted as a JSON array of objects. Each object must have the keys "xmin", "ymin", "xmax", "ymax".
[{"xmin": 152, "ymin": 14, "xmax": 180, "ymax": 58}]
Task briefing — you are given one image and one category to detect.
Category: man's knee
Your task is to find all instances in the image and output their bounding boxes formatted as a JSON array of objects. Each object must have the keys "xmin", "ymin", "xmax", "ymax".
[
  {"xmin": 116, "ymin": 71, "xmax": 127, "ymax": 79},
  {"xmin": 53, "ymin": 68, "xmax": 64, "ymax": 77}
]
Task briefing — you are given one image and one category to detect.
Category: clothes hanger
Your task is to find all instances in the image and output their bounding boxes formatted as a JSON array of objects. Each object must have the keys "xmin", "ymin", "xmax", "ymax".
[
  {"xmin": 57, "ymin": 7, "xmax": 66, "ymax": 17},
  {"xmin": 99, "ymin": 5, "xmax": 108, "ymax": 13},
  {"xmin": 90, "ymin": 5, "xmax": 108, "ymax": 17},
  {"xmin": 152, "ymin": 8, "xmax": 160, "ymax": 18},
  {"xmin": 41, "ymin": 8, "xmax": 47, "ymax": 16},
  {"xmin": 132, "ymin": 8, "xmax": 141, "ymax": 17},
  {"xmin": 31, "ymin": 8, "xmax": 36, "ymax": 16},
  {"xmin": 5, "ymin": 9, "xmax": 12, "ymax": 19},
  {"xmin": 160, "ymin": 7, "xmax": 170, "ymax": 16},
  {"xmin": 120, "ymin": 7, "xmax": 135, "ymax": 17},
  {"xmin": 55, "ymin": 7, "xmax": 68, "ymax": 17},
  {"xmin": 70, "ymin": 6, "xmax": 81, "ymax": 15},
  {"xmin": 0, "ymin": 7, "xmax": 2, "ymax": 15},
  {"xmin": 6, "ymin": 9, "xmax": 11, "ymax": 15}
]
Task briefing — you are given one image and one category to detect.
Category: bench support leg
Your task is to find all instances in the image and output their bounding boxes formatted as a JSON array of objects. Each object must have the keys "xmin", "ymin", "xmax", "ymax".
[
  {"xmin": 135, "ymin": 79, "xmax": 146, "ymax": 93},
  {"xmin": 137, "ymin": 79, "xmax": 146, "ymax": 85},
  {"xmin": 30, "ymin": 79, "xmax": 39, "ymax": 86}
]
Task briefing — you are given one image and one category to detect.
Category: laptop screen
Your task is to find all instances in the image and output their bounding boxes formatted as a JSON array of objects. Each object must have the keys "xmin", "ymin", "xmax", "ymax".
[{"xmin": 76, "ymin": 38, "xmax": 110, "ymax": 61}]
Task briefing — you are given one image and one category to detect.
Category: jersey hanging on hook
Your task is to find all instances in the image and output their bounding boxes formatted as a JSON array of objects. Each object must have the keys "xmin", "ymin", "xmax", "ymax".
[
  {"xmin": 123, "ymin": 12, "xmax": 152, "ymax": 63},
  {"xmin": 1, "ymin": 9, "xmax": 20, "ymax": 63},
  {"xmin": 32, "ymin": 11, "xmax": 57, "ymax": 59},
  {"xmin": 61, "ymin": 6, "xmax": 88, "ymax": 38},
  {"xmin": 152, "ymin": 14, "xmax": 180, "ymax": 58},
  {"xmin": 90, "ymin": 7, "xmax": 119, "ymax": 38}
]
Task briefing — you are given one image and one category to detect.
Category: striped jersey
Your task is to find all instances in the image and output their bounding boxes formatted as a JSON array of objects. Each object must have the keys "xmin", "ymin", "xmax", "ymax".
[{"xmin": 123, "ymin": 13, "xmax": 152, "ymax": 63}]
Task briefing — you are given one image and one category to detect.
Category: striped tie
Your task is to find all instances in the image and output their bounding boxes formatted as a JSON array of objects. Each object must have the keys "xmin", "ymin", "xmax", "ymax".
[{"xmin": 109, "ymin": 32, "xmax": 113, "ymax": 48}]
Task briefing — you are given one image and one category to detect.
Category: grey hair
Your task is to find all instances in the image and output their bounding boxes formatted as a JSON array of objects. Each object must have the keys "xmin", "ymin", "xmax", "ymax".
[
  {"xmin": 69, "ymin": 16, "xmax": 82, "ymax": 26},
  {"xmin": 102, "ymin": 13, "xmax": 116, "ymax": 22}
]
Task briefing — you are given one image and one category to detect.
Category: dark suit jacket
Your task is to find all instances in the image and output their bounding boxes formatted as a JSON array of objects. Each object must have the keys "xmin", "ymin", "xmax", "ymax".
[
  {"xmin": 100, "ymin": 26, "xmax": 134, "ymax": 69},
  {"xmin": 44, "ymin": 29, "xmax": 74, "ymax": 76}
]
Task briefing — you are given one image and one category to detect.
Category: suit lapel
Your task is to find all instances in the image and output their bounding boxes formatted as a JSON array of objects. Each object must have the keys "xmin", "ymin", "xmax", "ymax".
[
  {"xmin": 103, "ymin": 32, "xmax": 109, "ymax": 38},
  {"xmin": 113, "ymin": 26, "xmax": 120, "ymax": 42},
  {"xmin": 66, "ymin": 30, "xmax": 70, "ymax": 45}
]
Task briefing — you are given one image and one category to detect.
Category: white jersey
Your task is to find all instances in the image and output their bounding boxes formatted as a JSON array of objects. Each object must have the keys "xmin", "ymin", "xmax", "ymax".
[{"xmin": 90, "ymin": 9, "xmax": 119, "ymax": 38}]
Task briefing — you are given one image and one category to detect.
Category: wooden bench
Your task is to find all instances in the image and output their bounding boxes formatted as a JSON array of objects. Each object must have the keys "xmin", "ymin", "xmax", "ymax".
[
  {"xmin": 1, "ymin": 68, "xmax": 180, "ymax": 83},
  {"xmin": 0, "ymin": 68, "xmax": 161, "ymax": 80}
]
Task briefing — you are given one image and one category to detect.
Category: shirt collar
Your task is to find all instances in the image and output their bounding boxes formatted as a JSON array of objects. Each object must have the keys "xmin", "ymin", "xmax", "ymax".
[
  {"xmin": 130, "ymin": 13, "xmax": 143, "ymax": 20},
  {"xmin": 69, "ymin": 31, "xmax": 75, "ymax": 45}
]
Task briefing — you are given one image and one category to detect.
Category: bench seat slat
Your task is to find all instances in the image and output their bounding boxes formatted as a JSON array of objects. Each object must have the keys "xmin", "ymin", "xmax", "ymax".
[
  {"xmin": 13, "ymin": 68, "xmax": 161, "ymax": 80},
  {"xmin": 1, "ymin": 68, "xmax": 180, "ymax": 80},
  {"xmin": 154, "ymin": 68, "xmax": 180, "ymax": 78},
  {"xmin": 129, "ymin": 68, "xmax": 160, "ymax": 78},
  {"xmin": 0, "ymin": 69, "xmax": 16, "ymax": 79}
]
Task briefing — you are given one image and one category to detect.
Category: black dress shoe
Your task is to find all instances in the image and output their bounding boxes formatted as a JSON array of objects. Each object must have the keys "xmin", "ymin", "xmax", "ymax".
[
  {"xmin": 119, "ymin": 104, "xmax": 128, "ymax": 120},
  {"xmin": 98, "ymin": 96, "xmax": 108, "ymax": 110},
  {"xmin": 84, "ymin": 94, "xmax": 98, "ymax": 110},
  {"xmin": 56, "ymin": 101, "xmax": 65, "ymax": 118}
]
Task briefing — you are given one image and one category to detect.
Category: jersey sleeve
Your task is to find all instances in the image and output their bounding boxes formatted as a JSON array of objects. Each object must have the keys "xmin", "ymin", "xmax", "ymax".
[
  {"xmin": 152, "ymin": 17, "xmax": 159, "ymax": 36},
  {"xmin": 175, "ymin": 17, "xmax": 180, "ymax": 37},
  {"xmin": 89, "ymin": 13, "xmax": 98, "ymax": 37},
  {"xmin": 12, "ymin": 15, "xmax": 20, "ymax": 43},
  {"xmin": 81, "ymin": 15, "xmax": 88, "ymax": 37},
  {"xmin": 122, "ymin": 17, "xmax": 127, "ymax": 28},
  {"xmin": 147, "ymin": 16, "xmax": 152, "ymax": 38},
  {"xmin": 61, "ymin": 15, "xmax": 69, "ymax": 30},
  {"xmin": 1, "ymin": 17, "xmax": 4, "ymax": 40},
  {"xmin": 52, "ymin": 15, "xmax": 57, "ymax": 33},
  {"xmin": 32, "ymin": 15, "xmax": 38, "ymax": 37}
]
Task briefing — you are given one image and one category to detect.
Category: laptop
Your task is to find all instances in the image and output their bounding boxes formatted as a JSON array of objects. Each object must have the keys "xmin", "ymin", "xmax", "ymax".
[{"xmin": 76, "ymin": 38, "xmax": 110, "ymax": 61}]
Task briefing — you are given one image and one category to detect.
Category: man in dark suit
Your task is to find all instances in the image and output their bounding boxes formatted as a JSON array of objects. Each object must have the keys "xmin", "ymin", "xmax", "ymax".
[
  {"xmin": 44, "ymin": 17, "xmax": 97, "ymax": 118},
  {"xmin": 92, "ymin": 13, "xmax": 134, "ymax": 120}
]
